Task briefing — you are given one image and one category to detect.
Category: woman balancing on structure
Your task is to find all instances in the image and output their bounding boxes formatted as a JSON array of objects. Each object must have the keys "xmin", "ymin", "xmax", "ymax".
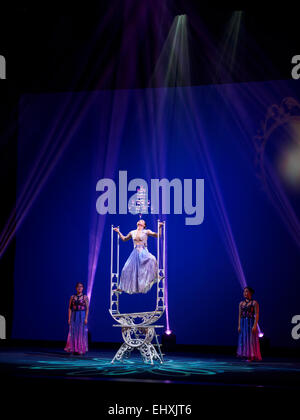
[
  {"xmin": 64, "ymin": 282, "xmax": 89, "ymax": 355},
  {"xmin": 237, "ymin": 286, "xmax": 262, "ymax": 361},
  {"xmin": 113, "ymin": 219, "xmax": 163, "ymax": 294}
]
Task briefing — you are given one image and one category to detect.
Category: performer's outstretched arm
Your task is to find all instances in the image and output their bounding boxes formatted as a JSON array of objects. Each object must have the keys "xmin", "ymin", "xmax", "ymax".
[
  {"xmin": 84, "ymin": 296, "xmax": 89, "ymax": 325},
  {"xmin": 113, "ymin": 227, "xmax": 132, "ymax": 241},
  {"xmin": 238, "ymin": 302, "xmax": 242, "ymax": 333},
  {"xmin": 147, "ymin": 222, "xmax": 163, "ymax": 238},
  {"xmin": 68, "ymin": 296, "xmax": 73, "ymax": 325},
  {"xmin": 252, "ymin": 301, "xmax": 259, "ymax": 333}
]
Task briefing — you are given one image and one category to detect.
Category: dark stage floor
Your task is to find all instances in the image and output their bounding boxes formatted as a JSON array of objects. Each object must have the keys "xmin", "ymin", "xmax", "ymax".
[
  {"xmin": 1, "ymin": 346, "xmax": 299, "ymax": 417},
  {"xmin": 1, "ymin": 347, "xmax": 300, "ymax": 389},
  {"xmin": 1, "ymin": 346, "xmax": 300, "ymax": 399}
]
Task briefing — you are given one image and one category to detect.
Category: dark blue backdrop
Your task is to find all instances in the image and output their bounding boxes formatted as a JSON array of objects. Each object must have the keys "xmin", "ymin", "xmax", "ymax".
[{"xmin": 13, "ymin": 80, "xmax": 300, "ymax": 347}]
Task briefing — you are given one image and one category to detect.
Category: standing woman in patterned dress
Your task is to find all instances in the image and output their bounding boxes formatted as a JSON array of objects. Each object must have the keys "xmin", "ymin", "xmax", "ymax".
[
  {"xmin": 237, "ymin": 286, "xmax": 262, "ymax": 361},
  {"xmin": 64, "ymin": 282, "xmax": 89, "ymax": 355}
]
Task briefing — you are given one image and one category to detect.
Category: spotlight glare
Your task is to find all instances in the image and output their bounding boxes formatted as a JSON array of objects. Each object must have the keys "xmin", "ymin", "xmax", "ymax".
[
  {"xmin": 259, "ymin": 332, "xmax": 264, "ymax": 338},
  {"xmin": 165, "ymin": 329, "xmax": 172, "ymax": 335}
]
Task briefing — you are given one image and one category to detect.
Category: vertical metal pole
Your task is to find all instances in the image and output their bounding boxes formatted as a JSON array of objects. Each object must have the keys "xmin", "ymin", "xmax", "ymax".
[
  {"xmin": 157, "ymin": 219, "xmax": 160, "ymax": 271},
  {"xmin": 110, "ymin": 225, "xmax": 114, "ymax": 312},
  {"xmin": 156, "ymin": 219, "xmax": 160, "ymax": 312},
  {"xmin": 116, "ymin": 226, "xmax": 120, "ymax": 313},
  {"xmin": 117, "ymin": 226, "xmax": 120, "ymax": 286},
  {"xmin": 163, "ymin": 221, "xmax": 166, "ymax": 310},
  {"xmin": 163, "ymin": 221, "xmax": 166, "ymax": 274}
]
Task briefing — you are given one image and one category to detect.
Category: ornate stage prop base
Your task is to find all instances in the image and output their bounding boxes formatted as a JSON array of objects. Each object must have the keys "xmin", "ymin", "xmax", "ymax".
[{"xmin": 111, "ymin": 325, "xmax": 164, "ymax": 364}]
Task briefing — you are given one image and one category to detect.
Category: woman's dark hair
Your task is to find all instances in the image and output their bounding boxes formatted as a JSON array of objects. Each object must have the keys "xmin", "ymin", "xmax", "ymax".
[
  {"xmin": 244, "ymin": 286, "xmax": 255, "ymax": 296},
  {"xmin": 76, "ymin": 282, "xmax": 84, "ymax": 288}
]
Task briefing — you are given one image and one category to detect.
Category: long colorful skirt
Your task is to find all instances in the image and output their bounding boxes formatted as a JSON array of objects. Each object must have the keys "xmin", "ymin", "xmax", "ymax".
[
  {"xmin": 119, "ymin": 246, "xmax": 158, "ymax": 294},
  {"xmin": 237, "ymin": 317, "xmax": 262, "ymax": 360},
  {"xmin": 64, "ymin": 310, "xmax": 88, "ymax": 354}
]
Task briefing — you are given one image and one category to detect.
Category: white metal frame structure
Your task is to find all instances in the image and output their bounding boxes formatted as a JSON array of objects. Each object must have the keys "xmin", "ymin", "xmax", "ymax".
[{"xmin": 109, "ymin": 220, "xmax": 166, "ymax": 364}]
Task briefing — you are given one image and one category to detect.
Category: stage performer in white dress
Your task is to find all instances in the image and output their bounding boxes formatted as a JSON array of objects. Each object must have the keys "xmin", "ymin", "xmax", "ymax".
[{"xmin": 113, "ymin": 219, "xmax": 163, "ymax": 294}]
